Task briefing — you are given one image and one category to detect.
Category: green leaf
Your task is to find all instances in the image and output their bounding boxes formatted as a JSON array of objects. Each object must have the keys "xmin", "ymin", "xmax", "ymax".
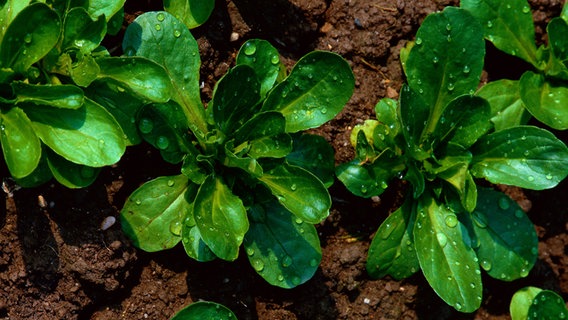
[
  {"xmin": 0, "ymin": 106, "xmax": 41, "ymax": 178},
  {"xmin": 123, "ymin": 11, "xmax": 207, "ymax": 139},
  {"xmin": 120, "ymin": 175, "xmax": 193, "ymax": 252},
  {"xmin": 0, "ymin": 1, "xmax": 29, "ymax": 41},
  {"xmin": 193, "ymin": 175, "xmax": 248, "ymax": 261},
  {"xmin": 461, "ymin": 0, "xmax": 537, "ymax": 66},
  {"xmin": 563, "ymin": 2, "xmax": 568, "ymax": 23},
  {"xmin": 14, "ymin": 151, "xmax": 52, "ymax": 188},
  {"xmin": 548, "ymin": 18, "xmax": 568, "ymax": 63},
  {"xmin": 367, "ymin": 198, "xmax": 420, "ymax": 280},
  {"xmin": 431, "ymin": 95, "xmax": 492, "ymax": 149},
  {"xmin": 286, "ymin": 134, "xmax": 335, "ymax": 188},
  {"xmin": 236, "ymin": 39, "xmax": 284, "ymax": 98},
  {"xmin": 511, "ymin": 286, "xmax": 543, "ymax": 320},
  {"xmin": 85, "ymin": 81, "xmax": 144, "ymax": 145},
  {"xmin": 0, "ymin": 3, "xmax": 60, "ymax": 72},
  {"xmin": 234, "ymin": 111, "xmax": 286, "ymax": 144},
  {"xmin": 527, "ymin": 290, "xmax": 568, "ymax": 320},
  {"xmin": 137, "ymin": 101, "xmax": 196, "ymax": 164},
  {"xmin": 262, "ymin": 51, "xmax": 354, "ymax": 133},
  {"xmin": 259, "ymin": 162, "xmax": 330, "ymax": 224},
  {"xmin": 433, "ymin": 146, "xmax": 477, "ymax": 212},
  {"xmin": 68, "ymin": 53, "xmax": 100, "ymax": 87},
  {"xmin": 164, "ymin": 0, "xmax": 215, "ymax": 29},
  {"xmin": 62, "ymin": 7, "xmax": 106, "ymax": 54},
  {"xmin": 399, "ymin": 85, "xmax": 429, "ymax": 149},
  {"xmin": 171, "ymin": 301, "xmax": 237, "ymax": 320},
  {"xmin": 181, "ymin": 219, "xmax": 216, "ymax": 262},
  {"xmin": 210, "ymin": 65, "xmax": 261, "ymax": 134},
  {"xmin": 106, "ymin": 7, "xmax": 124, "ymax": 36},
  {"xmin": 477, "ymin": 79, "xmax": 530, "ymax": 131},
  {"xmin": 45, "ymin": 149, "xmax": 100, "ymax": 188},
  {"xmin": 471, "ymin": 126, "xmax": 568, "ymax": 189},
  {"xmin": 12, "ymin": 82, "xmax": 84, "ymax": 109},
  {"xmin": 374, "ymin": 98, "xmax": 400, "ymax": 138},
  {"xmin": 414, "ymin": 193, "xmax": 482, "ymax": 313},
  {"xmin": 336, "ymin": 152, "xmax": 404, "ymax": 198},
  {"xmin": 472, "ymin": 188, "xmax": 537, "ymax": 281},
  {"xmin": 97, "ymin": 57, "xmax": 172, "ymax": 103},
  {"xmin": 405, "ymin": 6, "xmax": 485, "ymax": 136},
  {"xmin": 25, "ymin": 98, "xmax": 126, "ymax": 167},
  {"xmin": 87, "ymin": 0, "xmax": 125, "ymax": 22},
  {"xmin": 223, "ymin": 140, "xmax": 263, "ymax": 178},
  {"xmin": 519, "ymin": 71, "xmax": 568, "ymax": 130},
  {"xmin": 245, "ymin": 202, "xmax": 321, "ymax": 288},
  {"xmin": 247, "ymin": 133, "xmax": 291, "ymax": 159}
]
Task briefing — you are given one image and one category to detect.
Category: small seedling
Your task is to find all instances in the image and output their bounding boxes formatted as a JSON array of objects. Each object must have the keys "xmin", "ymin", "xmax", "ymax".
[{"xmin": 510, "ymin": 286, "xmax": 568, "ymax": 320}]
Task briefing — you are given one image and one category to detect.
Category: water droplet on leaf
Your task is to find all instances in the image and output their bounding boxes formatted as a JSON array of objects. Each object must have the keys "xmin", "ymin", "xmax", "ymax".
[
  {"xmin": 436, "ymin": 233, "xmax": 448, "ymax": 248},
  {"xmin": 139, "ymin": 118, "xmax": 154, "ymax": 133},
  {"xmin": 498, "ymin": 197, "xmax": 510, "ymax": 210},
  {"xmin": 157, "ymin": 13, "xmax": 165, "ymax": 21},
  {"xmin": 481, "ymin": 259, "xmax": 492, "ymax": 271},
  {"xmin": 156, "ymin": 136, "xmax": 169, "ymax": 150},
  {"xmin": 445, "ymin": 215, "xmax": 458, "ymax": 228},
  {"xmin": 244, "ymin": 42, "xmax": 257, "ymax": 56}
]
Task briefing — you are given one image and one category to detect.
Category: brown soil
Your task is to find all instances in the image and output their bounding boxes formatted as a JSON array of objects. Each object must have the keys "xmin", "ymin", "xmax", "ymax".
[{"xmin": 1, "ymin": 0, "xmax": 567, "ymax": 319}]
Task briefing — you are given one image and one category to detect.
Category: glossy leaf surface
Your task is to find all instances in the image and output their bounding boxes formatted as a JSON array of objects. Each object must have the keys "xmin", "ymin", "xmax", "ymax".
[
  {"xmin": 414, "ymin": 193, "xmax": 482, "ymax": 313},
  {"xmin": 164, "ymin": 0, "xmax": 215, "ymax": 29},
  {"xmin": 120, "ymin": 175, "xmax": 192, "ymax": 252},
  {"xmin": 367, "ymin": 198, "xmax": 419, "ymax": 280},
  {"xmin": 0, "ymin": 106, "xmax": 41, "ymax": 178},
  {"xmin": 477, "ymin": 79, "xmax": 529, "ymax": 131},
  {"xmin": 471, "ymin": 126, "xmax": 568, "ymax": 190},
  {"xmin": 472, "ymin": 188, "xmax": 537, "ymax": 281},
  {"xmin": 519, "ymin": 71, "xmax": 568, "ymax": 130},
  {"xmin": 286, "ymin": 134, "xmax": 335, "ymax": 188},
  {"xmin": 0, "ymin": 3, "xmax": 60, "ymax": 72},
  {"xmin": 193, "ymin": 175, "xmax": 248, "ymax": 261},
  {"xmin": 236, "ymin": 39, "xmax": 284, "ymax": 98},
  {"xmin": 259, "ymin": 163, "xmax": 330, "ymax": 224},
  {"xmin": 245, "ymin": 202, "xmax": 321, "ymax": 288},
  {"xmin": 461, "ymin": 0, "xmax": 537, "ymax": 66},
  {"xmin": 13, "ymin": 82, "xmax": 84, "ymax": 109},
  {"xmin": 262, "ymin": 51, "xmax": 354, "ymax": 133},
  {"xmin": 171, "ymin": 301, "xmax": 237, "ymax": 320}
]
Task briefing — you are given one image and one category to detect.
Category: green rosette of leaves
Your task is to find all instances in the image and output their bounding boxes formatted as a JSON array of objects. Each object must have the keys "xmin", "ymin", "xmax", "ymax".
[
  {"xmin": 337, "ymin": 6, "xmax": 568, "ymax": 313},
  {"xmin": 120, "ymin": 11, "xmax": 354, "ymax": 288},
  {"xmin": 462, "ymin": 0, "xmax": 568, "ymax": 130},
  {"xmin": 0, "ymin": 1, "xmax": 171, "ymax": 188}
]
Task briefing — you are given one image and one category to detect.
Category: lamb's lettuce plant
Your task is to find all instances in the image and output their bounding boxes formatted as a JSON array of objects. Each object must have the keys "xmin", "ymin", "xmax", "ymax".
[
  {"xmin": 120, "ymin": 11, "xmax": 354, "ymax": 288},
  {"xmin": 0, "ymin": 0, "xmax": 171, "ymax": 188},
  {"xmin": 462, "ymin": 0, "xmax": 568, "ymax": 130},
  {"xmin": 337, "ymin": 7, "xmax": 568, "ymax": 312},
  {"xmin": 510, "ymin": 287, "xmax": 568, "ymax": 320},
  {"xmin": 171, "ymin": 301, "xmax": 237, "ymax": 320}
]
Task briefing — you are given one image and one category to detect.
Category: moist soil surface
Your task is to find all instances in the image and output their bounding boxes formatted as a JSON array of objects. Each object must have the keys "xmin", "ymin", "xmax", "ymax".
[{"xmin": 1, "ymin": 0, "xmax": 567, "ymax": 319}]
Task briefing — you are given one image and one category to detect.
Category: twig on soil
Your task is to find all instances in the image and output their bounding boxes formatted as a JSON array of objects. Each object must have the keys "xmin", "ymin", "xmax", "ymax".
[
  {"xmin": 371, "ymin": 4, "xmax": 398, "ymax": 12},
  {"xmin": 359, "ymin": 58, "xmax": 388, "ymax": 80}
]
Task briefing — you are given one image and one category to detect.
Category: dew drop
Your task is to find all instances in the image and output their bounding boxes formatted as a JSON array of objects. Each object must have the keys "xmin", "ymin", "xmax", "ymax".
[
  {"xmin": 271, "ymin": 54, "xmax": 279, "ymax": 64},
  {"xmin": 481, "ymin": 259, "xmax": 492, "ymax": 271},
  {"xmin": 156, "ymin": 136, "xmax": 170, "ymax": 150},
  {"xmin": 520, "ymin": 268, "xmax": 529, "ymax": 277},
  {"xmin": 174, "ymin": 29, "xmax": 181, "ymax": 38},
  {"xmin": 309, "ymin": 258, "xmax": 318, "ymax": 267},
  {"xmin": 244, "ymin": 42, "xmax": 257, "ymax": 56},
  {"xmin": 436, "ymin": 233, "xmax": 448, "ymax": 248},
  {"xmin": 382, "ymin": 222, "xmax": 396, "ymax": 239},
  {"xmin": 291, "ymin": 276, "xmax": 301, "ymax": 286},
  {"xmin": 252, "ymin": 259, "xmax": 265, "ymax": 272},
  {"xmin": 135, "ymin": 199, "xmax": 142, "ymax": 205},
  {"xmin": 470, "ymin": 283, "xmax": 476, "ymax": 289},
  {"xmin": 447, "ymin": 83, "xmax": 455, "ymax": 91},
  {"xmin": 139, "ymin": 118, "xmax": 154, "ymax": 133},
  {"xmin": 522, "ymin": 6, "xmax": 530, "ymax": 13},
  {"xmin": 155, "ymin": 24, "xmax": 162, "ymax": 31},
  {"xmin": 432, "ymin": 56, "xmax": 439, "ymax": 64},
  {"xmin": 531, "ymin": 247, "xmax": 538, "ymax": 255},
  {"xmin": 415, "ymin": 37, "xmax": 423, "ymax": 45},
  {"xmin": 515, "ymin": 209, "xmax": 524, "ymax": 219},
  {"xmin": 446, "ymin": 23, "xmax": 452, "ymax": 31},
  {"xmin": 487, "ymin": 20, "xmax": 493, "ymax": 28},
  {"xmin": 24, "ymin": 33, "xmax": 32, "ymax": 44},
  {"xmin": 320, "ymin": 108, "xmax": 328, "ymax": 114},
  {"xmin": 290, "ymin": 184, "xmax": 297, "ymax": 191},
  {"xmin": 527, "ymin": 175, "xmax": 535, "ymax": 182},
  {"xmin": 380, "ymin": 181, "xmax": 388, "ymax": 189},
  {"xmin": 167, "ymin": 179, "xmax": 175, "ymax": 187},
  {"xmin": 169, "ymin": 220, "xmax": 182, "ymax": 236},
  {"xmin": 498, "ymin": 197, "xmax": 510, "ymax": 210},
  {"xmin": 277, "ymin": 274, "xmax": 284, "ymax": 282},
  {"xmin": 281, "ymin": 255, "xmax": 293, "ymax": 267},
  {"xmin": 360, "ymin": 185, "xmax": 368, "ymax": 194},
  {"xmin": 455, "ymin": 302, "xmax": 463, "ymax": 311},
  {"xmin": 445, "ymin": 215, "xmax": 458, "ymax": 228},
  {"xmin": 463, "ymin": 65, "xmax": 470, "ymax": 74},
  {"xmin": 295, "ymin": 217, "xmax": 303, "ymax": 225},
  {"xmin": 246, "ymin": 247, "xmax": 255, "ymax": 257},
  {"xmin": 546, "ymin": 174, "xmax": 553, "ymax": 180},
  {"xmin": 157, "ymin": 12, "xmax": 165, "ymax": 21}
]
